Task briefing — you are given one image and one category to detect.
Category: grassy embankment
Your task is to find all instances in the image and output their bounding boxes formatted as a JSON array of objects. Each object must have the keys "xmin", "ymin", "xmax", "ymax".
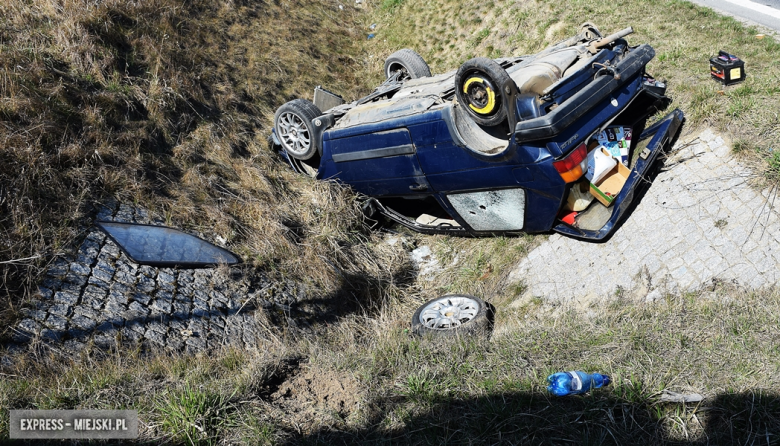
[
  {"xmin": 2, "ymin": 0, "xmax": 780, "ymax": 444},
  {"xmin": 0, "ymin": 0, "xmax": 398, "ymax": 335}
]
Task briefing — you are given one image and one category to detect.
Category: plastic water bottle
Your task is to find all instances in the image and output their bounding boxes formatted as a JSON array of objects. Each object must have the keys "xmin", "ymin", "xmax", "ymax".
[{"xmin": 547, "ymin": 371, "xmax": 611, "ymax": 396}]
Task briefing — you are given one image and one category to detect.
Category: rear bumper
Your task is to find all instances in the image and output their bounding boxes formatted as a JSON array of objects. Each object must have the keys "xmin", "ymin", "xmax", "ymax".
[{"xmin": 552, "ymin": 108, "xmax": 684, "ymax": 241}]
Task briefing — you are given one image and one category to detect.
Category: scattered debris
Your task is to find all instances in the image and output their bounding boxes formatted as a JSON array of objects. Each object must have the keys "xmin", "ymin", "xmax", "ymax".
[
  {"xmin": 710, "ymin": 50, "xmax": 745, "ymax": 85},
  {"xmin": 96, "ymin": 221, "xmax": 240, "ymax": 268},
  {"xmin": 547, "ymin": 371, "xmax": 611, "ymax": 396},
  {"xmin": 410, "ymin": 246, "xmax": 441, "ymax": 277},
  {"xmin": 659, "ymin": 391, "xmax": 704, "ymax": 403}
]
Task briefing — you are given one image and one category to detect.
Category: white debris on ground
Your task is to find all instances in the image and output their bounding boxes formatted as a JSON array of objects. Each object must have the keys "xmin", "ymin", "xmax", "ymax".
[{"xmin": 410, "ymin": 245, "xmax": 442, "ymax": 278}]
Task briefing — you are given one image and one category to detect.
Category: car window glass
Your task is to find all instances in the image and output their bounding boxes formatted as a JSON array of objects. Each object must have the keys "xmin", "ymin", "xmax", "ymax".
[{"xmin": 96, "ymin": 221, "xmax": 239, "ymax": 267}]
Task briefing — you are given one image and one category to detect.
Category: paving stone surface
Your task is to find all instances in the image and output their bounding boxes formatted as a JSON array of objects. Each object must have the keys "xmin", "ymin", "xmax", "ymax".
[
  {"xmin": 509, "ymin": 129, "xmax": 780, "ymax": 303},
  {"xmin": 10, "ymin": 201, "xmax": 308, "ymax": 354}
]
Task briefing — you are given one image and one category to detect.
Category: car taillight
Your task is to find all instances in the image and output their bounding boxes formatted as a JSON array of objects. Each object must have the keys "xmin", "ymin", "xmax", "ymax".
[{"xmin": 553, "ymin": 143, "xmax": 588, "ymax": 183}]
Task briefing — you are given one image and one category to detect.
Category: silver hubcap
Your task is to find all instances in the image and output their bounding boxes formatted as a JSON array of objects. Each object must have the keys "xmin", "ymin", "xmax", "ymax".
[
  {"xmin": 278, "ymin": 112, "xmax": 311, "ymax": 156},
  {"xmin": 419, "ymin": 295, "xmax": 479, "ymax": 330}
]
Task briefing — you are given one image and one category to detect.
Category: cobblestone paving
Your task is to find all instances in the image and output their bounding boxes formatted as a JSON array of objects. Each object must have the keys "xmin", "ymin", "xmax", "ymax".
[
  {"xmin": 509, "ymin": 129, "xmax": 780, "ymax": 303},
  {"xmin": 11, "ymin": 202, "xmax": 305, "ymax": 354}
]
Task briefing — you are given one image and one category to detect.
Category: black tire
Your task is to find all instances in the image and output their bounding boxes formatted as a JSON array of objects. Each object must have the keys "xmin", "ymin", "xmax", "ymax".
[
  {"xmin": 411, "ymin": 294, "xmax": 492, "ymax": 337},
  {"xmin": 274, "ymin": 99, "xmax": 322, "ymax": 161},
  {"xmin": 384, "ymin": 49, "xmax": 431, "ymax": 81},
  {"xmin": 455, "ymin": 57, "xmax": 513, "ymax": 126}
]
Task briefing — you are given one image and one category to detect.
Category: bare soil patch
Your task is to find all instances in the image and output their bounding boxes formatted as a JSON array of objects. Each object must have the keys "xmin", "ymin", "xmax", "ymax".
[{"xmin": 272, "ymin": 365, "xmax": 363, "ymax": 427}]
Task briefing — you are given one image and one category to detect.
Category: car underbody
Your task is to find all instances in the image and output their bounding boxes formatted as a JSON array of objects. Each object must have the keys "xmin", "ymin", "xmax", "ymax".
[{"xmin": 272, "ymin": 23, "xmax": 684, "ymax": 241}]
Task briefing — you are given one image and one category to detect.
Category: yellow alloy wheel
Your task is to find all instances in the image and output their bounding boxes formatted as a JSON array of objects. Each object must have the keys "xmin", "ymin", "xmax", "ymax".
[{"xmin": 463, "ymin": 77, "xmax": 496, "ymax": 115}]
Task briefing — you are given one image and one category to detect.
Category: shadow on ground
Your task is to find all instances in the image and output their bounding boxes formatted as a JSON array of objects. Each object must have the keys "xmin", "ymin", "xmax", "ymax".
[
  {"xmin": 2, "ymin": 234, "xmax": 418, "ymax": 357},
  {"xmin": 282, "ymin": 389, "xmax": 780, "ymax": 445}
]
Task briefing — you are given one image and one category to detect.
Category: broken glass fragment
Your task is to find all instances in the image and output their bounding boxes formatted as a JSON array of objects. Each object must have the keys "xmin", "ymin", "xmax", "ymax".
[{"xmin": 96, "ymin": 222, "xmax": 239, "ymax": 267}]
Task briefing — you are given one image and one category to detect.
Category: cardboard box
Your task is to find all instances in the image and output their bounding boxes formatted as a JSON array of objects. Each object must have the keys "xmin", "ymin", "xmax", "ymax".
[
  {"xmin": 596, "ymin": 126, "xmax": 632, "ymax": 166},
  {"xmin": 589, "ymin": 151, "xmax": 630, "ymax": 207}
]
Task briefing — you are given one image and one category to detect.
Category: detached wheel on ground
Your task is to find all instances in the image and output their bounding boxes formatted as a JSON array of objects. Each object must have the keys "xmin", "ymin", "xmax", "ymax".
[
  {"xmin": 455, "ymin": 57, "xmax": 513, "ymax": 126},
  {"xmin": 384, "ymin": 49, "xmax": 431, "ymax": 81},
  {"xmin": 412, "ymin": 294, "xmax": 492, "ymax": 337},
  {"xmin": 274, "ymin": 99, "xmax": 322, "ymax": 160}
]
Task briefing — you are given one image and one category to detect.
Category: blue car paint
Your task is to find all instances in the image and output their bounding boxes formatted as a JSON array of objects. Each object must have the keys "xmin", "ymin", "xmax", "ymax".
[{"xmin": 278, "ymin": 40, "xmax": 684, "ymax": 240}]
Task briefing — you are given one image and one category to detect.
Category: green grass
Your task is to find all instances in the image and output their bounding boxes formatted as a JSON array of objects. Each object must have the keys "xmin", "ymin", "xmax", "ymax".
[
  {"xmin": 367, "ymin": 0, "xmax": 780, "ymax": 183},
  {"xmin": 157, "ymin": 384, "xmax": 236, "ymax": 445},
  {"xmin": 3, "ymin": 283, "xmax": 778, "ymax": 443},
  {"xmin": 3, "ymin": 0, "xmax": 780, "ymax": 443}
]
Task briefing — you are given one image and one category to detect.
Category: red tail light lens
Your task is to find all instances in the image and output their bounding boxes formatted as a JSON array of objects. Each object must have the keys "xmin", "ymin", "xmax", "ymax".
[{"xmin": 553, "ymin": 143, "xmax": 588, "ymax": 183}]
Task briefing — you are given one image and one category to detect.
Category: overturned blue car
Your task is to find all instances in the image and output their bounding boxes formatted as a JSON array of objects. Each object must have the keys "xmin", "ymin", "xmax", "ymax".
[{"xmin": 272, "ymin": 23, "xmax": 683, "ymax": 241}]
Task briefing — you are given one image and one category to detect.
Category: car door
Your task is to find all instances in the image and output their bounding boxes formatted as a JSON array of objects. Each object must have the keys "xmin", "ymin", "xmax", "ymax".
[{"xmin": 322, "ymin": 128, "xmax": 430, "ymax": 197}]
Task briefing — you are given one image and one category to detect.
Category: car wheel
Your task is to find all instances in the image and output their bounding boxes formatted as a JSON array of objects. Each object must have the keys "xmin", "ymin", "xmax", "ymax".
[
  {"xmin": 411, "ymin": 294, "xmax": 492, "ymax": 337},
  {"xmin": 274, "ymin": 99, "xmax": 322, "ymax": 160},
  {"xmin": 384, "ymin": 49, "xmax": 432, "ymax": 81},
  {"xmin": 455, "ymin": 57, "xmax": 512, "ymax": 126}
]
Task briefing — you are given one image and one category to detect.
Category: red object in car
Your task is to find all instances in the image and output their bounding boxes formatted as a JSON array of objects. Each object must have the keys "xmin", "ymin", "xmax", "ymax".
[{"xmin": 561, "ymin": 211, "xmax": 578, "ymax": 226}]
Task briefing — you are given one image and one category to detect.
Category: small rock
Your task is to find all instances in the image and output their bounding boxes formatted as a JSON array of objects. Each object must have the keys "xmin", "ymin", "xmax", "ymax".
[
  {"xmin": 114, "ymin": 270, "xmax": 136, "ymax": 286},
  {"xmin": 44, "ymin": 314, "xmax": 68, "ymax": 331},
  {"xmin": 63, "ymin": 272, "xmax": 87, "ymax": 287},
  {"xmin": 185, "ymin": 337, "xmax": 207, "ymax": 354},
  {"xmin": 120, "ymin": 327, "xmax": 144, "ymax": 344},
  {"xmin": 13, "ymin": 319, "xmax": 41, "ymax": 342},
  {"xmin": 36, "ymin": 287, "xmax": 54, "ymax": 300},
  {"xmin": 131, "ymin": 292, "xmax": 152, "ymax": 306},
  {"xmin": 71, "ymin": 315, "xmax": 97, "ymax": 331},
  {"xmin": 645, "ymin": 289, "xmax": 664, "ymax": 302},
  {"xmin": 69, "ymin": 263, "xmax": 91, "ymax": 276},
  {"xmin": 659, "ymin": 391, "xmax": 704, "ymax": 403},
  {"xmin": 91, "ymin": 267, "xmax": 114, "ymax": 284},
  {"xmin": 136, "ymin": 275, "xmax": 156, "ymax": 293},
  {"xmin": 62, "ymin": 339, "xmax": 86, "ymax": 352},
  {"xmin": 41, "ymin": 329, "xmax": 64, "ymax": 343},
  {"xmin": 41, "ymin": 277, "xmax": 62, "ymax": 290},
  {"xmin": 48, "ymin": 304, "xmax": 73, "ymax": 317},
  {"xmin": 144, "ymin": 329, "xmax": 166, "ymax": 346}
]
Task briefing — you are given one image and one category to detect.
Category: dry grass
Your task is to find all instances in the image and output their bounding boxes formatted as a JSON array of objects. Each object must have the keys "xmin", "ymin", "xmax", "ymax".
[
  {"xmin": 3, "ymin": 0, "xmax": 780, "ymax": 444},
  {"xmin": 2, "ymin": 282, "xmax": 780, "ymax": 444},
  {"xmin": 0, "ymin": 0, "xmax": 385, "ymax": 335}
]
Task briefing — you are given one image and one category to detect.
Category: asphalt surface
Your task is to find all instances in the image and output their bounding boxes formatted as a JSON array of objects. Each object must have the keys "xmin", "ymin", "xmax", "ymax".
[{"xmin": 687, "ymin": 0, "xmax": 780, "ymax": 33}]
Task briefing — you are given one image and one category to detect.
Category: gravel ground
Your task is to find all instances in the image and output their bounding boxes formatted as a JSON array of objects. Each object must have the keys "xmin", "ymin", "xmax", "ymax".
[{"xmin": 9, "ymin": 201, "xmax": 309, "ymax": 355}]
